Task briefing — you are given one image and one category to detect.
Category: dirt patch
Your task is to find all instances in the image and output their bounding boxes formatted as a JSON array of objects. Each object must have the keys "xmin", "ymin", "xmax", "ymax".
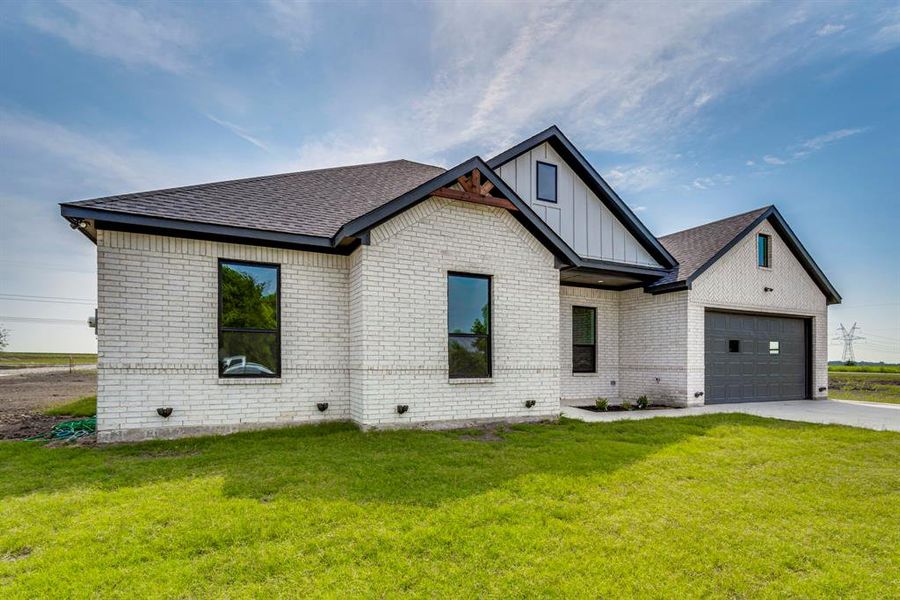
[
  {"xmin": 1, "ymin": 547, "xmax": 32, "ymax": 562},
  {"xmin": 0, "ymin": 370, "xmax": 97, "ymax": 440}
]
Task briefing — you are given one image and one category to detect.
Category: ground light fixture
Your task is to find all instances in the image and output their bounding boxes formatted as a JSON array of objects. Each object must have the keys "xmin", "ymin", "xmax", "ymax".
[
  {"xmin": 819, "ymin": 386, "xmax": 827, "ymax": 392},
  {"xmin": 694, "ymin": 391, "xmax": 704, "ymax": 398}
]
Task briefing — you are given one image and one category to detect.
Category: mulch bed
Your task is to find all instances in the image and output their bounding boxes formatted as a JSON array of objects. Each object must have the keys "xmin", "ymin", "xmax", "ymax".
[{"xmin": 576, "ymin": 404, "xmax": 675, "ymax": 413}]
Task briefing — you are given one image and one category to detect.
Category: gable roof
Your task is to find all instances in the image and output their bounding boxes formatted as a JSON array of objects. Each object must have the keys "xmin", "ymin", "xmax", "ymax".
[
  {"xmin": 648, "ymin": 205, "xmax": 841, "ymax": 304},
  {"xmin": 486, "ymin": 125, "xmax": 678, "ymax": 269},
  {"xmin": 61, "ymin": 160, "xmax": 445, "ymax": 240}
]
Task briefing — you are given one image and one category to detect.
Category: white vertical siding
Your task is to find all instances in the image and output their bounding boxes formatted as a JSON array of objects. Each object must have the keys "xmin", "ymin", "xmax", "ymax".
[{"xmin": 496, "ymin": 141, "xmax": 660, "ymax": 267}]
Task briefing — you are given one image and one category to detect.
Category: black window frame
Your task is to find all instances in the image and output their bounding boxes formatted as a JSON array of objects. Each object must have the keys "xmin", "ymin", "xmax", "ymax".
[
  {"xmin": 572, "ymin": 305, "xmax": 597, "ymax": 374},
  {"xmin": 447, "ymin": 272, "xmax": 492, "ymax": 379},
  {"xmin": 758, "ymin": 233, "xmax": 771, "ymax": 268},
  {"xmin": 535, "ymin": 160, "xmax": 558, "ymax": 203},
  {"xmin": 728, "ymin": 339, "xmax": 740, "ymax": 353},
  {"xmin": 217, "ymin": 258, "xmax": 282, "ymax": 378}
]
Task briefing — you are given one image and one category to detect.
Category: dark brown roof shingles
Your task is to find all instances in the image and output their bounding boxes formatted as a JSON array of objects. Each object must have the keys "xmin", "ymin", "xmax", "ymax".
[
  {"xmin": 64, "ymin": 159, "xmax": 446, "ymax": 239},
  {"xmin": 650, "ymin": 206, "xmax": 771, "ymax": 287}
]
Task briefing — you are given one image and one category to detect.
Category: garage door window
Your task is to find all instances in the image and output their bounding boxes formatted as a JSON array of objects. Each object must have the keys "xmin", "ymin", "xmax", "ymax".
[
  {"xmin": 769, "ymin": 341, "xmax": 780, "ymax": 355},
  {"xmin": 729, "ymin": 339, "xmax": 740, "ymax": 353}
]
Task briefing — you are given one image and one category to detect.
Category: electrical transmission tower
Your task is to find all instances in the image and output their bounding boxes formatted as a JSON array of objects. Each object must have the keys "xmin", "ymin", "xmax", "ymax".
[{"xmin": 834, "ymin": 323, "xmax": 865, "ymax": 364}]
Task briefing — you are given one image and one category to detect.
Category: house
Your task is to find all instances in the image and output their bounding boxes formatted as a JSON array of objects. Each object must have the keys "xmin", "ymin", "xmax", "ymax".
[{"xmin": 60, "ymin": 126, "xmax": 840, "ymax": 442}]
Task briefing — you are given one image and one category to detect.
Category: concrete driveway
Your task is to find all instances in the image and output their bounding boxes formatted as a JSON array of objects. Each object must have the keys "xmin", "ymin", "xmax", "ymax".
[{"xmin": 561, "ymin": 399, "xmax": 900, "ymax": 432}]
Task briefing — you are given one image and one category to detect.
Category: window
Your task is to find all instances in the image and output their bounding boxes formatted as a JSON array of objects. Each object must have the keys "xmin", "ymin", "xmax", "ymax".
[
  {"xmin": 218, "ymin": 260, "xmax": 280, "ymax": 377},
  {"xmin": 536, "ymin": 161, "xmax": 557, "ymax": 202},
  {"xmin": 769, "ymin": 341, "xmax": 780, "ymax": 355},
  {"xmin": 758, "ymin": 233, "xmax": 771, "ymax": 268},
  {"xmin": 572, "ymin": 306, "xmax": 597, "ymax": 373},
  {"xmin": 729, "ymin": 339, "xmax": 740, "ymax": 353},
  {"xmin": 448, "ymin": 273, "xmax": 491, "ymax": 378}
]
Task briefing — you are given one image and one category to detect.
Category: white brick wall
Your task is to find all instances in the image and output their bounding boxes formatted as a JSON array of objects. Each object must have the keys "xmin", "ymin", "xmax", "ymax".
[
  {"xmin": 559, "ymin": 286, "xmax": 620, "ymax": 405},
  {"xmin": 95, "ymin": 231, "xmax": 351, "ymax": 441},
  {"xmin": 619, "ymin": 288, "xmax": 691, "ymax": 405},
  {"xmin": 349, "ymin": 197, "xmax": 560, "ymax": 427},
  {"xmin": 688, "ymin": 219, "xmax": 829, "ymax": 400}
]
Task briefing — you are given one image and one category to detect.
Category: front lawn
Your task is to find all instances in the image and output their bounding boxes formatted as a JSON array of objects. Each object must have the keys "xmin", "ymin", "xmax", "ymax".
[{"xmin": 1, "ymin": 416, "xmax": 897, "ymax": 597}]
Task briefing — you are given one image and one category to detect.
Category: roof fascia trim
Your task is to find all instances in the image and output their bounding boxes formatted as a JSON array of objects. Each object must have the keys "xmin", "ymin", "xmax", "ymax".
[
  {"xmin": 60, "ymin": 204, "xmax": 334, "ymax": 250},
  {"xmin": 647, "ymin": 206, "xmax": 841, "ymax": 304},
  {"xmin": 486, "ymin": 126, "xmax": 678, "ymax": 269}
]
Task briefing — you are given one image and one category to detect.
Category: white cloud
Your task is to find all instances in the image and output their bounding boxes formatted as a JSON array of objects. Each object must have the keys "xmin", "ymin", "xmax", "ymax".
[
  {"xmin": 264, "ymin": 0, "xmax": 314, "ymax": 51},
  {"xmin": 690, "ymin": 173, "xmax": 734, "ymax": 190},
  {"xmin": 604, "ymin": 165, "xmax": 672, "ymax": 193},
  {"xmin": 745, "ymin": 160, "xmax": 755, "ymax": 166},
  {"xmin": 816, "ymin": 23, "xmax": 846, "ymax": 36},
  {"xmin": 293, "ymin": 134, "xmax": 393, "ymax": 171},
  {"xmin": 630, "ymin": 205, "xmax": 647, "ymax": 213},
  {"xmin": 763, "ymin": 155, "xmax": 787, "ymax": 165},
  {"xmin": 24, "ymin": 0, "xmax": 197, "ymax": 73},
  {"xmin": 795, "ymin": 127, "xmax": 867, "ymax": 155},
  {"xmin": 693, "ymin": 92, "xmax": 714, "ymax": 108},
  {"xmin": 205, "ymin": 114, "xmax": 270, "ymax": 152}
]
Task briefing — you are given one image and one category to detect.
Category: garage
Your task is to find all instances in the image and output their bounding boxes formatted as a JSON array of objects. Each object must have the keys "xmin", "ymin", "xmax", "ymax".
[{"xmin": 705, "ymin": 310, "xmax": 810, "ymax": 403}]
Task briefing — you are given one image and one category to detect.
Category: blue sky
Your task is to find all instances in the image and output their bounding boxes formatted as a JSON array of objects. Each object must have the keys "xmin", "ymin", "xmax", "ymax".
[{"xmin": 0, "ymin": 0, "xmax": 898, "ymax": 361}]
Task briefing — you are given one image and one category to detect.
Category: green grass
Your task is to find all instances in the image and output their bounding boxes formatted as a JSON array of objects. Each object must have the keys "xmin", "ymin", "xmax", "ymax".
[
  {"xmin": 1, "ymin": 417, "xmax": 897, "ymax": 598},
  {"xmin": 828, "ymin": 364, "xmax": 900, "ymax": 373},
  {"xmin": 829, "ymin": 371, "xmax": 900, "ymax": 404},
  {"xmin": 0, "ymin": 352, "xmax": 96, "ymax": 369},
  {"xmin": 41, "ymin": 396, "xmax": 97, "ymax": 417}
]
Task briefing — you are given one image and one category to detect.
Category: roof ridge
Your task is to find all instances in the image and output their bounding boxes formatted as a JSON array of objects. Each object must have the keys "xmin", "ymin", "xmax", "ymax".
[
  {"xmin": 659, "ymin": 205, "xmax": 772, "ymax": 239},
  {"xmin": 64, "ymin": 158, "xmax": 444, "ymax": 207}
]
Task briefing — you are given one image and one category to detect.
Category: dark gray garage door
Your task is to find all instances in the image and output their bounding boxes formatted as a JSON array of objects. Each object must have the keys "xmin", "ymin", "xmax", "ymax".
[{"xmin": 705, "ymin": 311, "xmax": 809, "ymax": 403}]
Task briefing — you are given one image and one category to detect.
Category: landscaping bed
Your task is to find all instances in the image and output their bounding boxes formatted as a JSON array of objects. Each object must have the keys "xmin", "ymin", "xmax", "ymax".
[{"xmin": 576, "ymin": 403, "xmax": 673, "ymax": 412}]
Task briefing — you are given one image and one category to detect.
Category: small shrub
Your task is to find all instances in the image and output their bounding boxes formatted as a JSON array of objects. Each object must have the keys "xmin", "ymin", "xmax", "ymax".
[
  {"xmin": 621, "ymin": 400, "xmax": 633, "ymax": 411},
  {"xmin": 636, "ymin": 395, "xmax": 649, "ymax": 410},
  {"xmin": 595, "ymin": 398, "xmax": 608, "ymax": 411}
]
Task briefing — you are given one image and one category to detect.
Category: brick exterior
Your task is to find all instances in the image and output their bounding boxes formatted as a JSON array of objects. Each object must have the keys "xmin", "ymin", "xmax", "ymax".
[
  {"xmin": 349, "ymin": 197, "xmax": 560, "ymax": 428},
  {"xmin": 687, "ymin": 219, "xmax": 829, "ymax": 401},
  {"xmin": 95, "ymin": 230, "xmax": 351, "ymax": 442},
  {"xmin": 93, "ymin": 210, "xmax": 829, "ymax": 441},
  {"xmin": 559, "ymin": 286, "xmax": 620, "ymax": 405}
]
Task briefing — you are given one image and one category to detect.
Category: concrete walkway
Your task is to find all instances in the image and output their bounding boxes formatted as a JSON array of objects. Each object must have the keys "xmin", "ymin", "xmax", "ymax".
[{"xmin": 561, "ymin": 399, "xmax": 900, "ymax": 432}]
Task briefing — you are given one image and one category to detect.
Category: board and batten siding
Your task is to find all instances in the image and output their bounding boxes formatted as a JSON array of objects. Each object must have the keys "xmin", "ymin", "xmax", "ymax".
[{"xmin": 495, "ymin": 141, "xmax": 660, "ymax": 267}]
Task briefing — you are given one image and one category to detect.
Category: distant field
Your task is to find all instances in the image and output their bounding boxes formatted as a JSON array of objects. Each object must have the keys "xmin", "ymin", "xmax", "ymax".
[
  {"xmin": 828, "ymin": 364, "xmax": 900, "ymax": 373},
  {"xmin": 829, "ymin": 370, "xmax": 900, "ymax": 404},
  {"xmin": 0, "ymin": 352, "xmax": 97, "ymax": 369}
]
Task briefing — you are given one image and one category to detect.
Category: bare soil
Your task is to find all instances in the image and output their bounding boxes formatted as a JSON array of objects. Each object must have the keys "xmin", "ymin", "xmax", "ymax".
[{"xmin": 0, "ymin": 370, "xmax": 97, "ymax": 440}]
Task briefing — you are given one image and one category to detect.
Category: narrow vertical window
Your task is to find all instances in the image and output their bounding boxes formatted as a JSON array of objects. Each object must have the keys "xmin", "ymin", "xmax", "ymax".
[
  {"xmin": 448, "ymin": 273, "xmax": 491, "ymax": 378},
  {"xmin": 572, "ymin": 306, "xmax": 597, "ymax": 373},
  {"xmin": 536, "ymin": 161, "xmax": 557, "ymax": 202},
  {"xmin": 218, "ymin": 260, "xmax": 280, "ymax": 377},
  {"xmin": 758, "ymin": 233, "xmax": 771, "ymax": 268}
]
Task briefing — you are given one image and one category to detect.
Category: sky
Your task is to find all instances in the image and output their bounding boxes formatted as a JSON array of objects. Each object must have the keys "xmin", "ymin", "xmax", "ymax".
[{"xmin": 0, "ymin": 0, "xmax": 898, "ymax": 362}]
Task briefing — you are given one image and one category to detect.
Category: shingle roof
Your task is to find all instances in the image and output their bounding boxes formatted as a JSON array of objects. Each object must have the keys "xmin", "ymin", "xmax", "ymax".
[
  {"xmin": 650, "ymin": 206, "xmax": 771, "ymax": 288},
  {"xmin": 62, "ymin": 159, "xmax": 446, "ymax": 239}
]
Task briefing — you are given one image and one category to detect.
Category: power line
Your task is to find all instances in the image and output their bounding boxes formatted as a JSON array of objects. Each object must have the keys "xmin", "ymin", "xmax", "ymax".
[
  {"xmin": 833, "ymin": 322, "xmax": 865, "ymax": 363},
  {"xmin": 0, "ymin": 316, "xmax": 89, "ymax": 325},
  {"xmin": 0, "ymin": 294, "xmax": 95, "ymax": 305}
]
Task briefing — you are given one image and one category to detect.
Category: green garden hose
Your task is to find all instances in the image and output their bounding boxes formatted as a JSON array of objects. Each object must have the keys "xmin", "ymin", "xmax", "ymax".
[{"xmin": 26, "ymin": 417, "xmax": 96, "ymax": 441}]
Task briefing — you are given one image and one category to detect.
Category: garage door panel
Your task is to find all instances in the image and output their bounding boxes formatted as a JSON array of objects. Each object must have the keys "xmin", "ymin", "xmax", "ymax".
[{"xmin": 705, "ymin": 310, "xmax": 808, "ymax": 404}]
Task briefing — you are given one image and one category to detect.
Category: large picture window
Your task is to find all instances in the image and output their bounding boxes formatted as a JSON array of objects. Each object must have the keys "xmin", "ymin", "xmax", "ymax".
[
  {"xmin": 572, "ymin": 306, "xmax": 596, "ymax": 373},
  {"xmin": 448, "ymin": 273, "xmax": 491, "ymax": 379},
  {"xmin": 218, "ymin": 259, "xmax": 280, "ymax": 377}
]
